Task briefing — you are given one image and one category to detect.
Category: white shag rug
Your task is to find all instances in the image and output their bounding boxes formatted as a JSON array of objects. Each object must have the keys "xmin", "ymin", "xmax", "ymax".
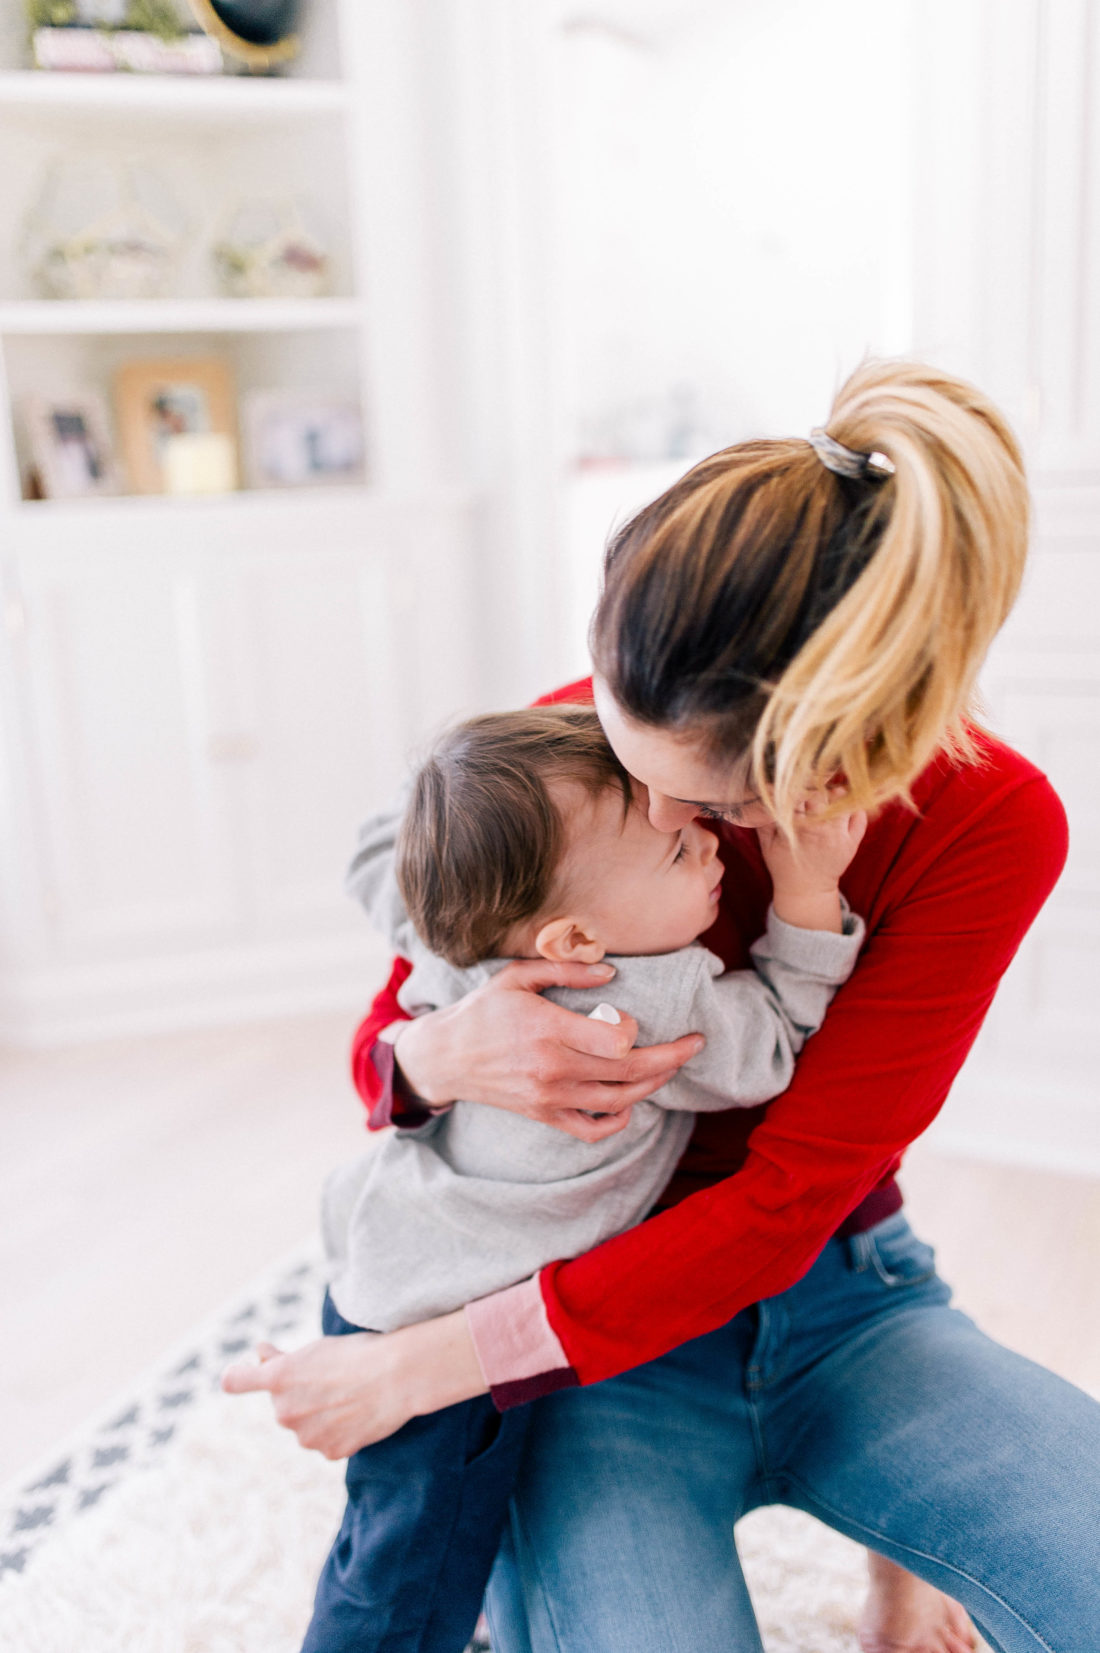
[{"xmin": 0, "ymin": 1239, "xmax": 977, "ymax": 1653}]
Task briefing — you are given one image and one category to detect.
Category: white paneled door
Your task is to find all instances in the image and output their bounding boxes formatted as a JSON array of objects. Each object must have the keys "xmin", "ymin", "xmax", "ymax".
[
  {"xmin": 16, "ymin": 551, "xmax": 239, "ymax": 960},
  {"xmin": 914, "ymin": 0, "xmax": 1100, "ymax": 1170},
  {"xmin": 2, "ymin": 491, "xmax": 475, "ymax": 1041},
  {"xmin": 232, "ymin": 549, "xmax": 401, "ymax": 940},
  {"xmin": 13, "ymin": 540, "xmax": 407, "ymax": 964}
]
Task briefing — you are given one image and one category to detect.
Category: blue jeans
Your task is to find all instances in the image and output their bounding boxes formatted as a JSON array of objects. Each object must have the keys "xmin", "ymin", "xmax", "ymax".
[
  {"xmin": 301, "ymin": 1293, "xmax": 530, "ymax": 1653},
  {"xmin": 484, "ymin": 1213, "xmax": 1100, "ymax": 1653}
]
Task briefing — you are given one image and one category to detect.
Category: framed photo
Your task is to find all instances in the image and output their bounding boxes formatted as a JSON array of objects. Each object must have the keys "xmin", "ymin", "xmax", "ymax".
[
  {"xmin": 242, "ymin": 390, "xmax": 365, "ymax": 490},
  {"xmin": 22, "ymin": 392, "xmax": 120, "ymax": 500},
  {"xmin": 114, "ymin": 357, "xmax": 238, "ymax": 495}
]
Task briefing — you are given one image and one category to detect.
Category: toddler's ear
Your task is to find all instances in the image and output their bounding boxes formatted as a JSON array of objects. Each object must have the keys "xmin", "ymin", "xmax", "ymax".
[{"xmin": 534, "ymin": 916, "xmax": 606, "ymax": 965}]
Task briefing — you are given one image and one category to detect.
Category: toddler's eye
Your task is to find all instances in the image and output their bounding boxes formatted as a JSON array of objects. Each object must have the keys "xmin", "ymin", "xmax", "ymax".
[{"xmin": 673, "ymin": 837, "xmax": 688, "ymax": 863}]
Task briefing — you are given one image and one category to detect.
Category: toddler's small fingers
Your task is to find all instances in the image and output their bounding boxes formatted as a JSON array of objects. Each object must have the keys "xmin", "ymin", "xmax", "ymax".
[{"xmin": 798, "ymin": 788, "xmax": 831, "ymax": 817}]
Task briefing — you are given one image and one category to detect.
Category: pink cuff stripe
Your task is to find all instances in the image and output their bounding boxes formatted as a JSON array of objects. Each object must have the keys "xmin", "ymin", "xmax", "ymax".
[{"xmin": 464, "ymin": 1274, "xmax": 574, "ymax": 1410}]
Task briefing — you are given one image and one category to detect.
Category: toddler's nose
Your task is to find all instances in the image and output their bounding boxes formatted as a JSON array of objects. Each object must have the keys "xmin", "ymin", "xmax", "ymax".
[{"xmin": 695, "ymin": 823, "xmax": 719, "ymax": 862}]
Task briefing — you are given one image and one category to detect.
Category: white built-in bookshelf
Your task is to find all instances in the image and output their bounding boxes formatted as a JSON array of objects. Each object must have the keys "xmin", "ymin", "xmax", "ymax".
[
  {"xmin": 0, "ymin": 1, "xmax": 488, "ymax": 1043},
  {"xmin": 0, "ymin": 0, "xmax": 360, "ymax": 500}
]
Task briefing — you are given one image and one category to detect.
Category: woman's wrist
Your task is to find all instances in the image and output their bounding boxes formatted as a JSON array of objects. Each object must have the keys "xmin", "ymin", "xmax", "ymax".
[
  {"xmin": 390, "ymin": 1010, "xmax": 457, "ymax": 1107},
  {"xmin": 391, "ymin": 1309, "xmax": 488, "ymax": 1415}
]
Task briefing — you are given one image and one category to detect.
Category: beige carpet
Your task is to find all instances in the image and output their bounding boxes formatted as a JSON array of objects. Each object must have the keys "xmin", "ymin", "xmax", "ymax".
[{"xmin": 0, "ymin": 1240, "xmax": 978, "ymax": 1652}]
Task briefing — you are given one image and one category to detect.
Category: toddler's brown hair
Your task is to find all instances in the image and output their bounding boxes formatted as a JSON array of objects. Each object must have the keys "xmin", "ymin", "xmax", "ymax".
[{"xmin": 396, "ymin": 704, "xmax": 630, "ymax": 968}]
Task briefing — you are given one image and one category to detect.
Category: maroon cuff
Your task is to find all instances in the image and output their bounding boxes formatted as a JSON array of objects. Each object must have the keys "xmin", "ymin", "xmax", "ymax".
[
  {"xmin": 834, "ymin": 1177, "xmax": 904, "ymax": 1238},
  {"xmin": 490, "ymin": 1367, "xmax": 580, "ymax": 1411},
  {"xmin": 366, "ymin": 1039, "xmax": 438, "ymax": 1131}
]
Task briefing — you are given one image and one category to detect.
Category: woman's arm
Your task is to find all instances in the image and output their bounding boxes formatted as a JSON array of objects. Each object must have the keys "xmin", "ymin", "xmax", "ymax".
[{"xmin": 488, "ymin": 766, "xmax": 1067, "ymax": 1395}]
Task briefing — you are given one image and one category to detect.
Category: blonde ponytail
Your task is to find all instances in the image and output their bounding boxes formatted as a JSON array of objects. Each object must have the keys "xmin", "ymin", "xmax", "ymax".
[
  {"xmin": 592, "ymin": 358, "xmax": 1029, "ymax": 834},
  {"xmin": 753, "ymin": 360, "xmax": 1028, "ymax": 829}
]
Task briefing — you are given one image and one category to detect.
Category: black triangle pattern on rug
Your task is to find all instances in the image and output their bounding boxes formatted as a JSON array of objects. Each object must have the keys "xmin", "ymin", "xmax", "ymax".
[
  {"xmin": 0, "ymin": 1242, "xmax": 496, "ymax": 1651},
  {"xmin": 0, "ymin": 1247, "xmax": 328, "ymax": 1585}
]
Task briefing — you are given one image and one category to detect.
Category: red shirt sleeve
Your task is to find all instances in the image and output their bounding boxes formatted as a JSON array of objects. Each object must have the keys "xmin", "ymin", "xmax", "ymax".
[
  {"xmin": 349, "ymin": 955, "xmax": 437, "ymax": 1129},
  {"xmin": 535, "ymin": 765, "xmax": 1068, "ymax": 1387},
  {"xmin": 533, "ymin": 676, "xmax": 596, "ymax": 707}
]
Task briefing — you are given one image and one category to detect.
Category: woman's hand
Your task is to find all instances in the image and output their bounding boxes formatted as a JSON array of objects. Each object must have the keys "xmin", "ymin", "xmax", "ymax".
[
  {"xmin": 394, "ymin": 959, "xmax": 703, "ymax": 1143},
  {"xmin": 221, "ymin": 1309, "xmax": 487, "ymax": 1459}
]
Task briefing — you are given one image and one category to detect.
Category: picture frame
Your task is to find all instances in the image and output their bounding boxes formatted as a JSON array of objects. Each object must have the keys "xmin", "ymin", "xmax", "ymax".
[
  {"xmin": 241, "ymin": 389, "xmax": 365, "ymax": 490},
  {"xmin": 114, "ymin": 356, "xmax": 238, "ymax": 495},
  {"xmin": 22, "ymin": 391, "xmax": 120, "ymax": 500}
]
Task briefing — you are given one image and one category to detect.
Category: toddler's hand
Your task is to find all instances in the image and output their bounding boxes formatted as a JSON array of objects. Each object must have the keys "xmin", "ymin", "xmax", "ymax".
[{"xmin": 756, "ymin": 790, "xmax": 867, "ymax": 931}]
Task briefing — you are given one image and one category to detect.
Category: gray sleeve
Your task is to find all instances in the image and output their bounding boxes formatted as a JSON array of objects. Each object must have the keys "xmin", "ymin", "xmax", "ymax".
[
  {"xmin": 344, "ymin": 787, "xmax": 418, "ymax": 956},
  {"xmin": 660, "ymin": 902, "xmax": 865, "ymax": 1112}
]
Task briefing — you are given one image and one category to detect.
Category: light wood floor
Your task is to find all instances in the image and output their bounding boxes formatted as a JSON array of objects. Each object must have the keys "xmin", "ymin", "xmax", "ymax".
[{"xmin": 2, "ymin": 1012, "xmax": 1098, "ymax": 1487}]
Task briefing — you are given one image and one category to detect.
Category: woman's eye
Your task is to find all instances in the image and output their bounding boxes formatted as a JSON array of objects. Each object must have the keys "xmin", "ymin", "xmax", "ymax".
[{"xmin": 699, "ymin": 806, "xmax": 736, "ymax": 824}]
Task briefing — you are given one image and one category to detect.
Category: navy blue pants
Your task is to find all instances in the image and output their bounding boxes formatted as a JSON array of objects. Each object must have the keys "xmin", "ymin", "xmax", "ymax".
[{"xmin": 300, "ymin": 1293, "xmax": 531, "ymax": 1653}]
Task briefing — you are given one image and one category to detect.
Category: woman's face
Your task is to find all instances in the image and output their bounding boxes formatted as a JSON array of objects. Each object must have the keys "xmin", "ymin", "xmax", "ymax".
[{"xmin": 593, "ymin": 679, "xmax": 775, "ymax": 833}]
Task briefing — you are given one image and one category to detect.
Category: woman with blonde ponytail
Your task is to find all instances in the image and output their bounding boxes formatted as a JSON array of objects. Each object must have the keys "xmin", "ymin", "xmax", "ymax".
[
  {"xmin": 228, "ymin": 362, "xmax": 1099, "ymax": 1652},
  {"xmin": 594, "ymin": 359, "xmax": 1030, "ymax": 835}
]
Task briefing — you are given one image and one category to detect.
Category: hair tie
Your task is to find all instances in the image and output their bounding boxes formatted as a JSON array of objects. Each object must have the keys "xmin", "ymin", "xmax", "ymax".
[{"xmin": 809, "ymin": 428, "xmax": 896, "ymax": 481}]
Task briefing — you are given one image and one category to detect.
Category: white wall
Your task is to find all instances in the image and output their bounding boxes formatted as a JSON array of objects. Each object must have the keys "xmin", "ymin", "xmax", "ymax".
[
  {"xmin": 908, "ymin": 0, "xmax": 1100, "ymax": 1174},
  {"xmin": 533, "ymin": 0, "xmax": 1100, "ymax": 1172},
  {"xmin": 554, "ymin": 1, "xmax": 914, "ymax": 458},
  {"xmin": 548, "ymin": 0, "xmax": 915, "ymax": 682}
]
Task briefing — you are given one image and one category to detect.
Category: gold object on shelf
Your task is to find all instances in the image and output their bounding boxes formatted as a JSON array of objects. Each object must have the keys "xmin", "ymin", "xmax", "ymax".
[{"xmin": 185, "ymin": 0, "xmax": 300, "ymax": 70}]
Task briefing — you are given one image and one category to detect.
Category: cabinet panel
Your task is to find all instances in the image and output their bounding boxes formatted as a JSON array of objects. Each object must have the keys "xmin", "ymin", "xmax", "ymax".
[
  {"xmin": 970, "ymin": 500, "xmax": 1100, "ymax": 1114},
  {"xmin": 17, "ymin": 557, "xmax": 238, "ymax": 957},
  {"xmin": 981, "ymin": 675, "xmax": 1100, "ymax": 1050},
  {"xmin": 235, "ymin": 549, "xmax": 403, "ymax": 938}
]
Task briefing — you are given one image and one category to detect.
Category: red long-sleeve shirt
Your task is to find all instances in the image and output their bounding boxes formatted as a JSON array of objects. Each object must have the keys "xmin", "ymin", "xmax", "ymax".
[{"xmin": 349, "ymin": 676, "xmax": 1068, "ymax": 1406}]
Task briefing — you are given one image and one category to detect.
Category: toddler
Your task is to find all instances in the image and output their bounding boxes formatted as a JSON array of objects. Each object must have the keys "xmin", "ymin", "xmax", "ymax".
[{"xmin": 304, "ymin": 703, "xmax": 865, "ymax": 1653}]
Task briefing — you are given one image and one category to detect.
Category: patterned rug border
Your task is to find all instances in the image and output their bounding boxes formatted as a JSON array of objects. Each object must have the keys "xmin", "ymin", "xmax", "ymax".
[{"xmin": 0, "ymin": 1235, "xmax": 328, "ymax": 1584}]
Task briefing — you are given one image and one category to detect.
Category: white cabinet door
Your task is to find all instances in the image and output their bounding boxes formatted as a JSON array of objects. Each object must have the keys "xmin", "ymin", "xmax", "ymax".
[
  {"xmin": 956, "ymin": 499, "xmax": 1100, "ymax": 1167},
  {"xmin": 231, "ymin": 502, "xmax": 479, "ymax": 942},
  {"xmin": 15, "ymin": 552, "xmax": 240, "ymax": 960},
  {"xmin": 6, "ymin": 496, "xmax": 476, "ymax": 1034},
  {"xmin": 231, "ymin": 545, "xmax": 404, "ymax": 940}
]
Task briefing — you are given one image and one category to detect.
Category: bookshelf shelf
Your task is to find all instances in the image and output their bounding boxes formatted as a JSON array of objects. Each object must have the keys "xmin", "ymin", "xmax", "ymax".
[
  {"xmin": 0, "ymin": 298, "xmax": 365, "ymax": 336},
  {"xmin": 0, "ymin": 70, "xmax": 350, "ymax": 121}
]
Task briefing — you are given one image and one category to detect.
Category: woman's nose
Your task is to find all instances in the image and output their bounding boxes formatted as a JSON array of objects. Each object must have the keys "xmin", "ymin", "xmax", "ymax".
[{"xmin": 647, "ymin": 792, "xmax": 699, "ymax": 832}]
